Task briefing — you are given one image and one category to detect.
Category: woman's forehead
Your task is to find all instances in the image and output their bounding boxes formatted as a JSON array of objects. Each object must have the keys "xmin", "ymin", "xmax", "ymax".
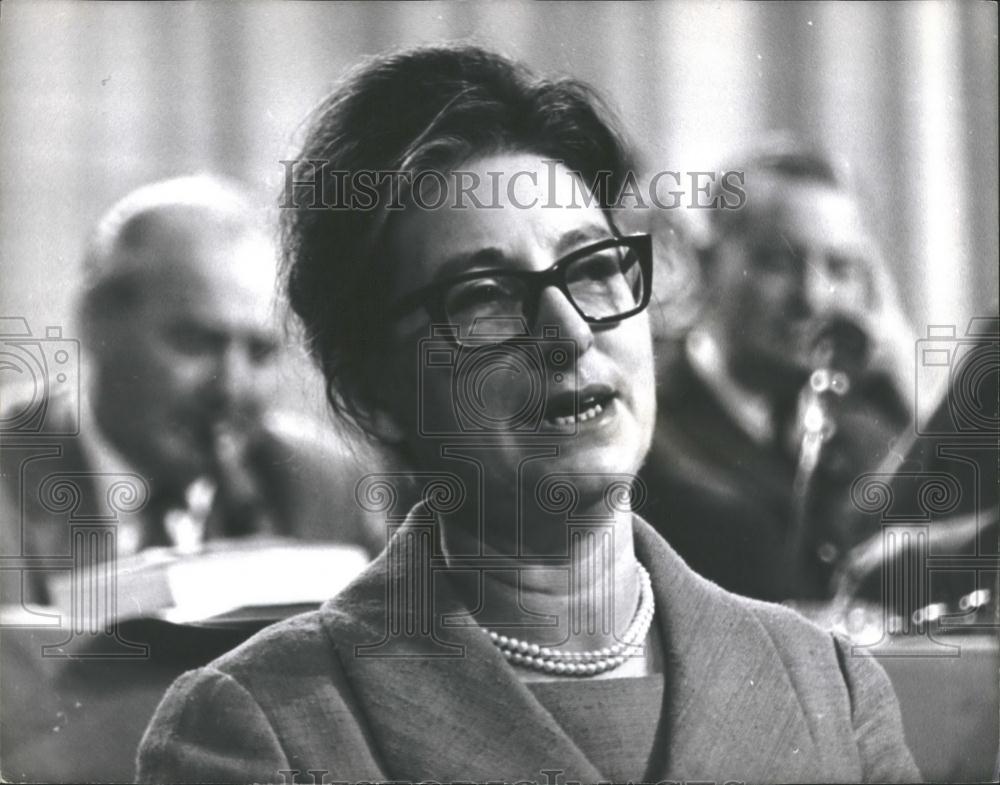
[
  {"xmin": 451, "ymin": 152, "xmax": 598, "ymax": 207},
  {"xmin": 385, "ymin": 154, "xmax": 612, "ymax": 286}
]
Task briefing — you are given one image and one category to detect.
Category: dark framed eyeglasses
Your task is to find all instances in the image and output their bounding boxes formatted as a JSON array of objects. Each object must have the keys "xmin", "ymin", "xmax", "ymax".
[{"xmin": 387, "ymin": 234, "xmax": 653, "ymax": 344}]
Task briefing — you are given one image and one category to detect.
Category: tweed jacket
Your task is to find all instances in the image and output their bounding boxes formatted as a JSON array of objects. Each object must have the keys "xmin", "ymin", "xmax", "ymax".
[{"xmin": 136, "ymin": 515, "xmax": 920, "ymax": 784}]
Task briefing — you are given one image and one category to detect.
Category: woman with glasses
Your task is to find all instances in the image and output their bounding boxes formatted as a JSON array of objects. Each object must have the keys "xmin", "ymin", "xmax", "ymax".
[{"xmin": 137, "ymin": 44, "xmax": 919, "ymax": 784}]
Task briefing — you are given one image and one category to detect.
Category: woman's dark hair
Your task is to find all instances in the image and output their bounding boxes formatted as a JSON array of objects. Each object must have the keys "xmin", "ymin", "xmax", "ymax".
[{"xmin": 280, "ymin": 43, "xmax": 636, "ymax": 435}]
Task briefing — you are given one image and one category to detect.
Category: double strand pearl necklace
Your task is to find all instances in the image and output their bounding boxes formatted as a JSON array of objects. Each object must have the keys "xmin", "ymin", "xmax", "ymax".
[{"xmin": 483, "ymin": 563, "xmax": 655, "ymax": 677}]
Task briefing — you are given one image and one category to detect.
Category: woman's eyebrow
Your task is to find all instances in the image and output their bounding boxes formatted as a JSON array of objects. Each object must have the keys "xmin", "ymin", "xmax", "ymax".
[
  {"xmin": 553, "ymin": 225, "xmax": 614, "ymax": 256},
  {"xmin": 432, "ymin": 247, "xmax": 509, "ymax": 281},
  {"xmin": 432, "ymin": 224, "xmax": 613, "ymax": 282}
]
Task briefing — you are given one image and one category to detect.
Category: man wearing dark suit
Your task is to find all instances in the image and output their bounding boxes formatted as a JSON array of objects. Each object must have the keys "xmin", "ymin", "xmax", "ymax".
[
  {"xmin": 640, "ymin": 139, "xmax": 915, "ymax": 601},
  {"xmin": 0, "ymin": 176, "xmax": 384, "ymax": 781}
]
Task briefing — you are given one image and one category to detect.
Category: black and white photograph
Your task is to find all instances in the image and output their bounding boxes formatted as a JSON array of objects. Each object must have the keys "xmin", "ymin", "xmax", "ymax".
[{"xmin": 1, "ymin": 2, "xmax": 997, "ymax": 783}]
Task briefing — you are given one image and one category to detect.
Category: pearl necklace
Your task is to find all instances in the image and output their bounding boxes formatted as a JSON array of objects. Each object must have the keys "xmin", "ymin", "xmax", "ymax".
[{"xmin": 483, "ymin": 563, "xmax": 655, "ymax": 677}]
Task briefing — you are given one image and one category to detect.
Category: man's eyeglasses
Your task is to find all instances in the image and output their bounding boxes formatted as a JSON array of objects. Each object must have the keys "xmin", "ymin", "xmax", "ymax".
[{"xmin": 387, "ymin": 234, "xmax": 653, "ymax": 345}]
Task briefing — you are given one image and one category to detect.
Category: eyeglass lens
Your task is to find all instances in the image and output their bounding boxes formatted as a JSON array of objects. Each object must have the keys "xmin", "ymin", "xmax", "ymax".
[{"xmin": 441, "ymin": 243, "xmax": 644, "ymax": 338}]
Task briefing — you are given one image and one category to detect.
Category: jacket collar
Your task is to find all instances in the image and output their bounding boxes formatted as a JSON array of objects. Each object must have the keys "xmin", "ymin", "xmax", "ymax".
[{"xmin": 319, "ymin": 512, "xmax": 829, "ymax": 782}]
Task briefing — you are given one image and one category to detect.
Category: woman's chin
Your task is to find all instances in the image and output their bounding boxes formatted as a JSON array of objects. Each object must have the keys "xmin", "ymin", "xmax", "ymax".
[{"xmin": 523, "ymin": 440, "xmax": 646, "ymax": 508}]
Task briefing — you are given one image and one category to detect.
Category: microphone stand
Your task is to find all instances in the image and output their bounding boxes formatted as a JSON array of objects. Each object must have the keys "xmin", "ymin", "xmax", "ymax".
[{"xmin": 784, "ymin": 320, "xmax": 869, "ymax": 597}]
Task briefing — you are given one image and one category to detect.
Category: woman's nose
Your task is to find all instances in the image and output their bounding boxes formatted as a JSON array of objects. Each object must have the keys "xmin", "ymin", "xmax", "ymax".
[{"xmin": 533, "ymin": 286, "xmax": 595, "ymax": 353}]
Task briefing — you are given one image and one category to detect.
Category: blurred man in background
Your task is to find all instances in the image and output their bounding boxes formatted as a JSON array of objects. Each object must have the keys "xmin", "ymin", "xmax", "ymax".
[
  {"xmin": 0, "ymin": 175, "xmax": 387, "ymax": 782},
  {"xmin": 2, "ymin": 175, "xmax": 383, "ymax": 607},
  {"xmin": 640, "ymin": 138, "xmax": 915, "ymax": 601}
]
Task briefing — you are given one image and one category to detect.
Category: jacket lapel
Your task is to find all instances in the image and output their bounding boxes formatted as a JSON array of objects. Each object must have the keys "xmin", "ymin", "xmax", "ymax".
[
  {"xmin": 319, "ymin": 516, "xmax": 602, "ymax": 783},
  {"xmin": 633, "ymin": 517, "xmax": 834, "ymax": 782}
]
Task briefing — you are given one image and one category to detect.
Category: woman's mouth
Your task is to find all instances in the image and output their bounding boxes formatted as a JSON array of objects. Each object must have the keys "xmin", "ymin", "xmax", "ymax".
[{"xmin": 543, "ymin": 387, "xmax": 616, "ymax": 428}]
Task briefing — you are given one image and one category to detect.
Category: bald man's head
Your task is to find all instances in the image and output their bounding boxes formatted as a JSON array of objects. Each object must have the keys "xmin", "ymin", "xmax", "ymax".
[
  {"xmin": 81, "ymin": 176, "xmax": 282, "ymax": 492},
  {"xmin": 81, "ymin": 176, "xmax": 275, "ymax": 313}
]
